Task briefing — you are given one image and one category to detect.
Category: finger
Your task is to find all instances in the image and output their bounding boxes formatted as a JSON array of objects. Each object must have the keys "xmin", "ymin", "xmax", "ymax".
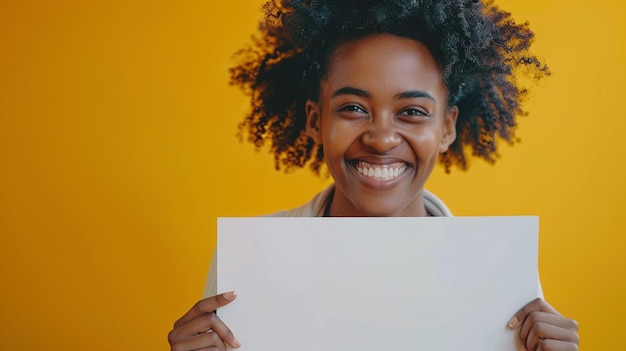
[
  {"xmin": 169, "ymin": 312, "xmax": 219, "ymax": 343},
  {"xmin": 209, "ymin": 313, "xmax": 242, "ymax": 349},
  {"xmin": 526, "ymin": 321, "xmax": 579, "ymax": 351},
  {"xmin": 169, "ymin": 311, "xmax": 241, "ymax": 349},
  {"xmin": 519, "ymin": 311, "xmax": 573, "ymax": 341},
  {"xmin": 518, "ymin": 311, "xmax": 579, "ymax": 351},
  {"xmin": 170, "ymin": 329, "xmax": 228, "ymax": 351},
  {"xmin": 520, "ymin": 311, "xmax": 578, "ymax": 346},
  {"xmin": 537, "ymin": 338, "xmax": 579, "ymax": 351},
  {"xmin": 509, "ymin": 298, "xmax": 560, "ymax": 329},
  {"xmin": 174, "ymin": 291, "xmax": 237, "ymax": 329}
]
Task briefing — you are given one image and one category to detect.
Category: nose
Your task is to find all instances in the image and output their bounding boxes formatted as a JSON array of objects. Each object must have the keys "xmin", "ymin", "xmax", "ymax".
[{"xmin": 360, "ymin": 116, "xmax": 402, "ymax": 153}]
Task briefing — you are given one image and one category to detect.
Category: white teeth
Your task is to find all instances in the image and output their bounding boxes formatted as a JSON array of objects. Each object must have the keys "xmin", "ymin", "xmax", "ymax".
[{"xmin": 354, "ymin": 161, "xmax": 407, "ymax": 181}]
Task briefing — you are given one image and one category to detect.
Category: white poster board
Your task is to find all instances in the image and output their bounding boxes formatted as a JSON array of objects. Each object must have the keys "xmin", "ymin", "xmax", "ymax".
[{"xmin": 217, "ymin": 216, "xmax": 538, "ymax": 351}]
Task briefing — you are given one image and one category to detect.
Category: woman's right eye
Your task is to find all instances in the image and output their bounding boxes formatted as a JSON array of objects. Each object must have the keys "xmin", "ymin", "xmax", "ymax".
[{"xmin": 338, "ymin": 104, "xmax": 367, "ymax": 114}]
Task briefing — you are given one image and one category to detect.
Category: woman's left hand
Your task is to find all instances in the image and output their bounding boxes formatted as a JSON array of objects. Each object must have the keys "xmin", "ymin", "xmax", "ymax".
[{"xmin": 508, "ymin": 298, "xmax": 579, "ymax": 351}]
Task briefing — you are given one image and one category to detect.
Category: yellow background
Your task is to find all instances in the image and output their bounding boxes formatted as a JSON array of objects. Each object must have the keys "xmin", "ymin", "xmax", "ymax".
[{"xmin": 1, "ymin": 0, "xmax": 624, "ymax": 349}]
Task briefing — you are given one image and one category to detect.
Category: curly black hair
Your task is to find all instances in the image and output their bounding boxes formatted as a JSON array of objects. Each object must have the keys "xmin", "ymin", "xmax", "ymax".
[{"xmin": 230, "ymin": 0, "xmax": 549, "ymax": 174}]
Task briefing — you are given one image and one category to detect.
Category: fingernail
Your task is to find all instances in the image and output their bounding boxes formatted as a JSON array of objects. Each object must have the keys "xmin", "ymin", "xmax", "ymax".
[
  {"xmin": 223, "ymin": 291, "xmax": 237, "ymax": 300},
  {"xmin": 508, "ymin": 316, "xmax": 518, "ymax": 328},
  {"xmin": 233, "ymin": 336, "xmax": 241, "ymax": 348}
]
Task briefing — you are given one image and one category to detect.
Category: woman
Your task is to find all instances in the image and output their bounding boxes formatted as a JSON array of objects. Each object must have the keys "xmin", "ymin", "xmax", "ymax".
[{"xmin": 169, "ymin": 1, "xmax": 579, "ymax": 350}]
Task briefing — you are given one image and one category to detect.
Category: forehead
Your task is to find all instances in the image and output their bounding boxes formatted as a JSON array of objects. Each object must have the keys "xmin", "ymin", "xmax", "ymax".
[{"xmin": 322, "ymin": 34, "xmax": 445, "ymax": 96}]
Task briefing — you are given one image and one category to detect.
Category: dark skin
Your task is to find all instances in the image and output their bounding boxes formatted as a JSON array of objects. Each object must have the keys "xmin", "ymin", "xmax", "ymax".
[
  {"xmin": 304, "ymin": 35, "xmax": 457, "ymax": 217},
  {"xmin": 169, "ymin": 294, "xmax": 580, "ymax": 351},
  {"xmin": 169, "ymin": 34, "xmax": 578, "ymax": 351},
  {"xmin": 168, "ymin": 291, "xmax": 240, "ymax": 351},
  {"xmin": 509, "ymin": 298, "xmax": 579, "ymax": 351}
]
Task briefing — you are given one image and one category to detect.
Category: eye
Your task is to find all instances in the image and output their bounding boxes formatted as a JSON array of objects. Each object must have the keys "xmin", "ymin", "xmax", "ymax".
[
  {"xmin": 337, "ymin": 104, "xmax": 369, "ymax": 119},
  {"xmin": 399, "ymin": 107, "xmax": 430, "ymax": 117},
  {"xmin": 338, "ymin": 104, "xmax": 367, "ymax": 113}
]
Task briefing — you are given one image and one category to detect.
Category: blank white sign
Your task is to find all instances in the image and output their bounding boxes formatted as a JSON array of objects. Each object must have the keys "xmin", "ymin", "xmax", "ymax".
[{"xmin": 217, "ymin": 216, "xmax": 538, "ymax": 351}]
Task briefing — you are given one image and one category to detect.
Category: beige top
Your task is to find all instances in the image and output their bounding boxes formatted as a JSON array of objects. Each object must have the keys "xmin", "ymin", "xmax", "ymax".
[{"xmin": 269, "ymin": 184, "xmax": 453, "ymax": 217}]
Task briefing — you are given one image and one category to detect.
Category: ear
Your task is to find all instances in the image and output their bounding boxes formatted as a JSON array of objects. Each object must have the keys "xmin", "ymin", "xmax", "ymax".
[
  {"xmin": 305, "ymin": 100, "xmax": 323, "ymax": 145},
  {"xmin": 439, "ymin": 105, "xmax": 458, "ymax": 153}
]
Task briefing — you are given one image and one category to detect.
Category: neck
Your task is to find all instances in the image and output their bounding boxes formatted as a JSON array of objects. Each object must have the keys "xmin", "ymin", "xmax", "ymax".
[{"xmin": 325, "ymin": 189, "xmax": 429, "ymax": 217}]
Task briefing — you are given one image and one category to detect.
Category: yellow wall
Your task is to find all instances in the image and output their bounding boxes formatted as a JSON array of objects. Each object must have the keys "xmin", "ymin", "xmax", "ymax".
[{"xmin": 0, "ymin": 0, "xmax": 623, "ymax": 349}]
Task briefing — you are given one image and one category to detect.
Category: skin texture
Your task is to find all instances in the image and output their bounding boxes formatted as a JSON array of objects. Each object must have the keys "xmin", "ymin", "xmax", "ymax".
[
  {"xmin": 168, "ymin": 291, "xmax": 240, "ymax": 351},
  {"xmin": 509, "ymin": 298, "xmax": 580, "ymax": 351},
  {"xmin": 168, "ymin": 34, "xmax": 578, "ymax": 350},
  {"xmin": 305, "ymin": 34, "xmax": 457, "ymax": 217}
]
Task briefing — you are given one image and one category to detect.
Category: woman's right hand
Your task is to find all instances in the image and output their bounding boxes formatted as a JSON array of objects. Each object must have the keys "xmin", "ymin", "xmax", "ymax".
[{"xmin": 168, "ymin": 291, "xmax": 241, "ymax": 351}]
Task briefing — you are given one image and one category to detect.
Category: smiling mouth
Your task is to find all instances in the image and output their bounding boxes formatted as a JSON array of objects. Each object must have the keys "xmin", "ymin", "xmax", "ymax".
[{"xmin": 353, "ymin": 160, "xmax": 408, "ymax": 181}]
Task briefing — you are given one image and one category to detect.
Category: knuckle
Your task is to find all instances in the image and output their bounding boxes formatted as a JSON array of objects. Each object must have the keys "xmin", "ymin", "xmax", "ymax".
[
  {"xmin": 207, "ymin": 330, "xmax": 221, "ymax": 343},
  {"xmin": 573, "ymin": 331, "xmax": 580, "ymax": 345},
  {"xmin": 518, "ymin": 299, "xmax": 543, "ymax": 324},
  {"xmin": 524, "ymin": 310, "xmax": 538, "ymax": 325},
  {"xmin": 537, "ymin": 337, "xmax": 544, "ymax": 348},
  {"xmin": 530, "ymin": 321, "xmax": 544, "ymax": 336},
  {"xmin": 525, "ymin": 297, "xmax": 542, "ymax": 311},
  {"xmin": 207, "ymin": 311, "xmax": 219, "ymax": 324},
  {"xmin": 167, "ymin": 329, "xmax": 178, "ymax": 345},
  {"xmin": 172, "ymin": 316, "xmax": 185, "ymax": 329}
]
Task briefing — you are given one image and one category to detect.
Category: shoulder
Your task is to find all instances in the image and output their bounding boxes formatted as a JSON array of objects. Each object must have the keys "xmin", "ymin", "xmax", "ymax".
[
  {"xmin": 266, "ymin": 184, "xmax": 334, "ymax": 217},
  {"xmin": 424, "ymin": 189, "xmax": 453, "ymax": 217}
]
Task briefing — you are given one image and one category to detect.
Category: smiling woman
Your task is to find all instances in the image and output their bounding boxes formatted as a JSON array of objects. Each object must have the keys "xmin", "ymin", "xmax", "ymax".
[
  {"xmin": 231, "ymin": 0, "xmax": 550, "ymax": 176},
  {"xmin": 305, "ymin": 35, "xmax": 457, "ymax": 217},
  {"xmin": 166, "ymin": 1, "xmax": 579, "ymax": 351},
  {"xmin": 0, "ymin": 0, "xmax": 624, "ymax": 349}
]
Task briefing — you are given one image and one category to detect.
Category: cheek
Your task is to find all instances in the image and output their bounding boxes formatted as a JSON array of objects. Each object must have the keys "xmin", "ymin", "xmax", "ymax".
[
  {"xmin": 410, "ymin": 127, "xmax": 444, "ymax": 159},
  {"xmin": 323, "ymin": 121, "xmax": 353, "ymax": 158}
]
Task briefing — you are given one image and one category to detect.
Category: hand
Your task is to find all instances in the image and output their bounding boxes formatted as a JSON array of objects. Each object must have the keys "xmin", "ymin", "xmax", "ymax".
[
  {"xmin": 508, "ymin": 297, "xmax": 579, "ymax": 351},
  {"xmin": 168, "ymin": 291, "xmax": 241, "ymax": 351}
]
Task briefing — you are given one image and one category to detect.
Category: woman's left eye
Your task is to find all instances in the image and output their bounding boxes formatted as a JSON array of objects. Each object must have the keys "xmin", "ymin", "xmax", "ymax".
[{"xmin": 400, "ymin": 107, "xmax": 429, "ymax": 117}]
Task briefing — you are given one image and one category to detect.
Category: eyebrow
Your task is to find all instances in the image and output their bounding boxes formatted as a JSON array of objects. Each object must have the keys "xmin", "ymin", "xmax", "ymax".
[
  {"xmin": 394, "ymin": 91, "xmax": 435, "ymax": 101},
  {"xmin": 331, "ymin": 87, "xmax": 370, "ymax": 98},
  {"xmin": 331, "ymin": 86, "xmax": 435, "ymax": 101}
]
